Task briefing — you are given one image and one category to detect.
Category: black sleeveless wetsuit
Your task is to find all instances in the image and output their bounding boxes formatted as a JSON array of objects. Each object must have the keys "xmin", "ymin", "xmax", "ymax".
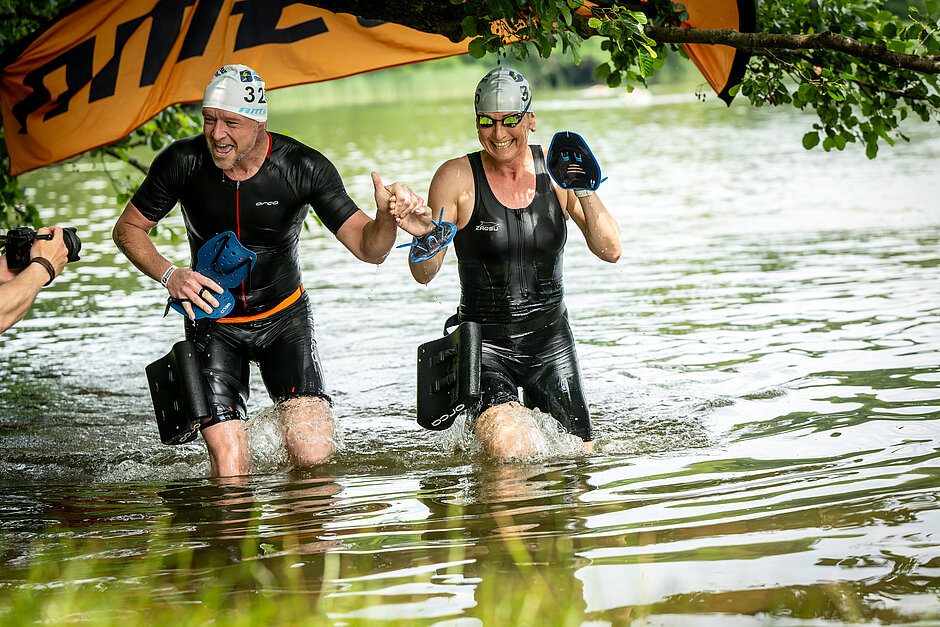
[
  {"xmin": 455, "ymin": 146, "xmax": 592, "ymax": 441},
  {"xmin": 132, "ymin": 132, "xmax": 360, "ymax": 423}
]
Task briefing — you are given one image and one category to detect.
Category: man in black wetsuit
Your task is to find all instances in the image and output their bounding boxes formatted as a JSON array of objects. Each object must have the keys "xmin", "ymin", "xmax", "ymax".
[
  {"xmin": 402, "ymin": 67, "xmax": 621, "ymax": 458},
  {"xmin": 114, "ymin": 64, "xmax": 430, "ymax": 476}
]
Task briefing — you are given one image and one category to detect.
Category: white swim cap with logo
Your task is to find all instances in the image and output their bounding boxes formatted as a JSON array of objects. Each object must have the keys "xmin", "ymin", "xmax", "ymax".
[
  {"xmin": 203, "ymin": 64, "xmax": 267, "ymax": 122},
  {"xmin": 474, "ymin": 67, "xmax": 532, "ymax": 114}
]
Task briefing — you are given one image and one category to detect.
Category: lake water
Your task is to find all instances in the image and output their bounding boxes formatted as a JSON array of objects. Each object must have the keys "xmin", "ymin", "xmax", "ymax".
[{"xmin": 1, "ymin": 85, "xmax": 938, "ymax": 624}]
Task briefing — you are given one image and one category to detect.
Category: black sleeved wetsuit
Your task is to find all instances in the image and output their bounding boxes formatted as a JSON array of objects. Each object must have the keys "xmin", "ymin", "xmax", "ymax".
[
  {"xmin": 132, "ymin": 132, "xmax": 359, "ymax": 318},
  {"xmin": 132, "ymin": 132, "xmax": 361, "ymax": 424},
  {"xmin": 454, "ymin": 146, "xmax": 592, "ymax": 441}
]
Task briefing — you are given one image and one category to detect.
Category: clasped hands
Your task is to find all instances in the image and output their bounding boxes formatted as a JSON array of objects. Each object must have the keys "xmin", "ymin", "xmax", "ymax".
[{"xmin": 371, "ymin": 172, "xmax": 434, "ymax": 238}]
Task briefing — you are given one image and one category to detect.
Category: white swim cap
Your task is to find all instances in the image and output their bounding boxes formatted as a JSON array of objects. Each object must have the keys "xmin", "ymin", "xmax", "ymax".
[
  {"xmin": 474, "ymin": 67, "xmax": 532, "ymax": 114},
  {"xmin": 203, "ymin": 64, "xmax": 267, "ymax": 122}
]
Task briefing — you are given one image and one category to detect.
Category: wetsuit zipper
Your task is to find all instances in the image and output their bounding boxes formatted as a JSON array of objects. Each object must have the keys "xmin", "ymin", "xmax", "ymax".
[
  {"xmin": 235, "ymin": 180, "xmax": 247, "ymax": 308},
  {"xmin": 512, "ymin": 208, "xmax": 528, "ymax": 298}
]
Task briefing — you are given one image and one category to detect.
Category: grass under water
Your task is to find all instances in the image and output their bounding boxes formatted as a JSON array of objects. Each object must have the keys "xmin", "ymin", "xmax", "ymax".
[{"xmin": 3, "ymin": 512, "xmax": 891, "ymax": 627}]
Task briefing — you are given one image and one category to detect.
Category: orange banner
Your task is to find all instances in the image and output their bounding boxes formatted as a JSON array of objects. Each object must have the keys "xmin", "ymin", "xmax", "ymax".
[
  {"xmin": 680, "ymin": 0, "xmax": 756, "ymax": 104},
  {"xmin": 0, "ymin": 0, "xmax": 469, "ymax": 176}
]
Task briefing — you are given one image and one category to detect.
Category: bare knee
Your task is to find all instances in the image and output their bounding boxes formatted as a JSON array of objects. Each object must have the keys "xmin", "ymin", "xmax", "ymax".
[
  {"xmin": 475, "ymin": 402, "xmax": 543, "ymax": 459},
  {"xmin": 202, "ymin": 420, "xmax": 251, "ymax": 477},
  {"xmin": 279, "ymin": 397, "xmax": 335, "ymax": 467}
]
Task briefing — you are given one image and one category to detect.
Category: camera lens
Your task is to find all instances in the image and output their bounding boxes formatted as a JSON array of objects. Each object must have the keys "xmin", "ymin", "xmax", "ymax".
[{"xmin": 62, "ymin": 227, "xmax": 81, "ymax": 263}]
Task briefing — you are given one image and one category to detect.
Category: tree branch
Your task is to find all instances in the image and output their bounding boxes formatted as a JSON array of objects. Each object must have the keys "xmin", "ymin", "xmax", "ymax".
[
  {"xmin": 644, "ymin": 26, "xmax": 940, "ymax": 75},
  {"xmin": 99, "ymin": 148, "xmax": 149, "ymax": 175},
  {"xmin": 750, "ymin": 49, "xmax": 931, "ymax": 100}
]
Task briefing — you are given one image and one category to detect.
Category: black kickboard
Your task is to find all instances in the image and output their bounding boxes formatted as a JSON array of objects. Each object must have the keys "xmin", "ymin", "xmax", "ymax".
[
  {"xmin": 145, "ymin": 340, "xmax": 211, "ymax": 444},
  {"xmin": 416, "ymin": 322, "xmax": 482, "ymax": 430}
]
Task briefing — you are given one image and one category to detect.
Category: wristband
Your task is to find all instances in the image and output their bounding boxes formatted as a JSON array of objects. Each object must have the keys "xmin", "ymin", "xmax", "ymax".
[
  {"xmin": 29, "ymin": 257, "xmax": 56, "ymax": 286},
  {"xmin": 574, "ymin": 189, "xmax": 594, "ymax": 198},
  {"xmin": 161, "ymin": 265, "xmax": 177, "ymax": 287}
]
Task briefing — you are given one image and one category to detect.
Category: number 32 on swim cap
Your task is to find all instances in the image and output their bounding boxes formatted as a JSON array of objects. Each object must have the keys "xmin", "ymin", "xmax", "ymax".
[{"xmin": 203, "ymin": 64, "xmax": 267, "ymax": 122}]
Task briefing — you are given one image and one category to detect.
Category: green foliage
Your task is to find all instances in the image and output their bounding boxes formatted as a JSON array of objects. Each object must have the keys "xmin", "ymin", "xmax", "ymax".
[
  {"xmin": 87, "ymin": 106, "xmax": 202, "ymax": 208},
  {"xmin": 459, "ymin": 0, "xmax": 585, "ymax": 65},
  {"xmin": 455, "ymin": 0, "xmax": 940, "ymax": 159},
  {"xmin": 741, "ymin": 0, "xmax": 940, "ymax": 158}
]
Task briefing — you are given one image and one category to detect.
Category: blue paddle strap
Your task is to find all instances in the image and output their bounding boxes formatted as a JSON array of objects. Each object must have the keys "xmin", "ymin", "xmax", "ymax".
[{"xmin": 397, "ymin": 208, "xmax": 457, "ymax": 263}]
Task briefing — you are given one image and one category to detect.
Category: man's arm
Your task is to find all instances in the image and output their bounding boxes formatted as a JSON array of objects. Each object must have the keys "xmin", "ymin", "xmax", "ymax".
[
  {"xmin": 335, "ymin": 172, "xmax": 429, "ymax": 264},
  {"xmin": 0, "ymin": 264, "xmax": 52, "ymax": 333},
  {"xmin": 0, "ymin": 227, "xmax": 69, "ymax": 333},
  {"xmin": 113, "ymin": 202, "xmax": 222, "ymax": 319}
]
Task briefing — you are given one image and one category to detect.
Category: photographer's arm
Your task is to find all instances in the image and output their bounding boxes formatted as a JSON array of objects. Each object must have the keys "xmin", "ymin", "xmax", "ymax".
[
  {"xmin": 0, "ymin": 261, "xmax": 49, "ymax": 332},
  {"xmin": 113, "ymin": 202, "xmax": 221, "ymax": 319},
  {"xmin": 0, "ymin": 227, "xmax": 68, "ymax": 333}
]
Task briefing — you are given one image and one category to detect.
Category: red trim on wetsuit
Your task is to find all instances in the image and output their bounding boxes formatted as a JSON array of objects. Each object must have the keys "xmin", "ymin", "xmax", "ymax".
[{"xmin": 234, "ymin": 133, "xmax": 274, "ymax": 309}]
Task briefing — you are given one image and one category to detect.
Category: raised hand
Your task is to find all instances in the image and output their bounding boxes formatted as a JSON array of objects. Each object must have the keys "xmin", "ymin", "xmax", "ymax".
[{"xmin": 372, "ymin": 172, "xmax": 433, "ymax": 237}]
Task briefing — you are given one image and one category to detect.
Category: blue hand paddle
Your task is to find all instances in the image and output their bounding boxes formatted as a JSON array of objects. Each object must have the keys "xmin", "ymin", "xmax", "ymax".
[
  {"xmin": 397, "ymin": 207, "xmax": 457, "ymax": 263},
  {"xmin": 166, "ymin": 231, "xmax": 256, "ymax": 319}
]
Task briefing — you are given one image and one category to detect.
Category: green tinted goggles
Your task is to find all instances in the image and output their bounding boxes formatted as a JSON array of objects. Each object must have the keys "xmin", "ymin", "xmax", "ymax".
[{"xmin": 476, "ymin": 104, "xmax": 530, "ymax": 128}]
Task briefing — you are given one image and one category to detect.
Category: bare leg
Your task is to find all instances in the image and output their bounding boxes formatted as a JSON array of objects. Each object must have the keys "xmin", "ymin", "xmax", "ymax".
[
  {"xmin": 279, "ymin": 397, "xmax": 335, "ymax": 467},
  {"xmin": 475, "ymin": 402, "xmax": 547, "ymax": 459},
  {"xmin": 202, "ymin": 420, "xmax": 251, "ymax": 477}
]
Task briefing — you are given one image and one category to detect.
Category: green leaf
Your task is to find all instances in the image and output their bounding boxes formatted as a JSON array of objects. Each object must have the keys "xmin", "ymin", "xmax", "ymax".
[
  {"xmin": 827, "ymin": 84, "xmax": 846, "ymax": 101},
  {"xmin": 461, "ymin": 16, "xmax": 479, "ymax": 37},
  {"xmin": 588, "ymin": 17, "xmax": 602, "ymax": 29},
  {"xmin": 802, "ymin": 131, "xmax": 820, "ymax": 149},
  {"xmin": 886, "ymin": 40, "xmax": 908, "ymax": 53},
  {"xmin": 882, "ymin": 22, "xmax": 897, "ymax": 39},
  {"xmin": 927, "ymin": 0, "xmax": 939, "ymax": 15},
  {"xmin": 468, "ymin": 37, "xmax": 487, "ymax": 59},
  {"xmin": 798, "ymin": 82, "xmax": 814, "ymax": 101}
]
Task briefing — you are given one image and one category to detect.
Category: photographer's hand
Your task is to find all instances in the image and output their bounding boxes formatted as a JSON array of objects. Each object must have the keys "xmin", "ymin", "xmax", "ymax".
[
  {"xmin": 31, "ymin": 227, "xmax": 69, "ymax": 279},
  {"xmin": 166, "ymin": 267, "xmax": 223, "ymax": 321}
]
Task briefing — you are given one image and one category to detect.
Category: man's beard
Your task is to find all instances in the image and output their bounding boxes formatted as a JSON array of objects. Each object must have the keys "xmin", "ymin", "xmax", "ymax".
[{"xmin": 211, "ymin": 125, "xmax": 260, "ymax": 171}]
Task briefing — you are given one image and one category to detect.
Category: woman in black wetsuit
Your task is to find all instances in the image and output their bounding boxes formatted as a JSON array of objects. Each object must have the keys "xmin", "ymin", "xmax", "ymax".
[{"xmin": 404, "ymin": 67, "xmax": 621, "ymax": 458}]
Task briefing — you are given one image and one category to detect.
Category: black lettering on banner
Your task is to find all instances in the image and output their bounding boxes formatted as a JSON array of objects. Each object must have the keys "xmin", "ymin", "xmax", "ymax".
[
  {"xmin": 10, "ymin": 0, "xmax": 330, "ymax": 136},
  {"xmin": 177, "ymin": 0, "xmax": 225, "ymax": 61},
  {"xmin": 231, "ymin": 0, "xmax": 328, "ymax": 49},
  {"xmin": 12, "ymin": 38, "xmax": 95, "ymax": 133},
  {"xmin": 356, "ymin": 17, "xmax": 384, "ymax": 28},
  {"xmin": 91, "ymin": 0, "xmax": 198, "ymax": 101},
  {"xmin": 14, "ymin": 0, "xmax": 201, "ymax": 132},
  {"xmin": 88, "ymin": 15, "xmax": 146, "ymax": 102}
]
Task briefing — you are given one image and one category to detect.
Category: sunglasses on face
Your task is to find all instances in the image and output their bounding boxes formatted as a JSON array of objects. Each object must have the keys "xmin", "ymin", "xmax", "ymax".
[{"xmin": 476, "ymin": 103, "xmax": 531, "ymax": 128}]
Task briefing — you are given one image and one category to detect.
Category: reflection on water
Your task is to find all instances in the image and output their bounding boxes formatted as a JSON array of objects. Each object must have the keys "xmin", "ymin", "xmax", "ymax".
[{"xmin": 1, "ymin": 88, "xmax": 939, "ymax": 623}]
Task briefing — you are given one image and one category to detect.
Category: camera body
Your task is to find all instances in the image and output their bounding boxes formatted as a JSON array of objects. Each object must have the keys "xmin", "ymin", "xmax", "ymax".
[{"xmin": 1, "ymin": 227, "xmax": 82, "ymax": 269}]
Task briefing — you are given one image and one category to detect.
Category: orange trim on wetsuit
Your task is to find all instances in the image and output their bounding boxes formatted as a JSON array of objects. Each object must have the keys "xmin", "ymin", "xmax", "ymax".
[{"xmin": 218, "ymin": 285, "xmax": 304, "ymax": 324}]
